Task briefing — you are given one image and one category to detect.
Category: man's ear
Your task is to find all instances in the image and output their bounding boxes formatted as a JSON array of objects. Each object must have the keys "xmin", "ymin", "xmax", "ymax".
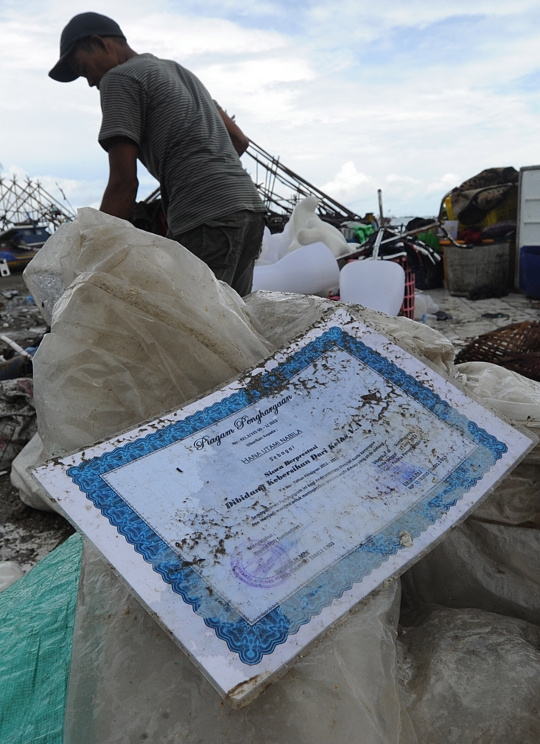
[{"xmin": 89, "ymin": 34, "xmax": 108, "ymax": 52}]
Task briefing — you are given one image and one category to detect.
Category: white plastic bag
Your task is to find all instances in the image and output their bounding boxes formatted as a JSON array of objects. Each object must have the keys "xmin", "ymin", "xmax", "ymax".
[
  {"xmin": 456, "ymin": 361, "xmax": 540, "ymax": 429},
  {"xmin": 31, "ymin": 209, "xmax": 273, "ymax": 456}
]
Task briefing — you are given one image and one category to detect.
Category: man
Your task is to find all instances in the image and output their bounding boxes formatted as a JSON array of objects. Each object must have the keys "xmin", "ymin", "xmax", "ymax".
[{"xmin": 49, "ymin": 12, "xmax": 266, "ymax": 296}]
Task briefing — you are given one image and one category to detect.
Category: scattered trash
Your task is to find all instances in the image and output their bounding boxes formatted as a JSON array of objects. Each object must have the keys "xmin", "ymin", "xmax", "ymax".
[
  {"xmin": 413, "ymin": 292, "xmax": 439, "ymax": 322},
  {"xmin": 445, "ymin": 167, "xmax": 518, "ymax": 227},
  {"xmin": 481, "ymin": 312, "xmax": 509, "ymax": 319},
  {"xmin": 0, "ymin": 355, "xmax": 32, "ymax": 381},
  {"xmin": 0, "ymin": 378, "xmax": 36, "ymax": 469},
  {"xmin": 6, "ymin": 206, "xmax": 540, "ymax": 740},
  {"xmin": 341, "ymin": 220, "xmax": 376, "ymax": 243},
  {"xmin": 0, "ymin": 334, "xmax": 34, "ymax": 360},
  {"xmin": 434, "ymin": 310, "xmax": 452, "ymax": 321}
]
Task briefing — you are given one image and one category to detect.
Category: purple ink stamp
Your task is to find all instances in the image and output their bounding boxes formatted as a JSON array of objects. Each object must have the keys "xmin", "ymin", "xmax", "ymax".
[{"xmin": 231, "ymin": 539, "xmax": 293, "ymax": 588}]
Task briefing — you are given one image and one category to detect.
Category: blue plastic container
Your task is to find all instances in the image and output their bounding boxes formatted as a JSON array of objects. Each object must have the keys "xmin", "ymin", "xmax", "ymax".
[{"xmin": 520, "ymin": 246, "xmax": 540, "ymax": 298}]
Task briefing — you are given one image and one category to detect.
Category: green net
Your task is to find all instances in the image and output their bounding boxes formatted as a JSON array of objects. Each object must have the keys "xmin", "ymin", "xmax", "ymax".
[{"xmin": 0, "ymin": 533, "xmax": 82, "ymax": 743}]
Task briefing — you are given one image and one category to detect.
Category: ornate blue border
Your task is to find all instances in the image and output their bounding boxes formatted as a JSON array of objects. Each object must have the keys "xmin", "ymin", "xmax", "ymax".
[{"xmin": 67, "ymin": 326, "xmax": 507, "ymax": 665}]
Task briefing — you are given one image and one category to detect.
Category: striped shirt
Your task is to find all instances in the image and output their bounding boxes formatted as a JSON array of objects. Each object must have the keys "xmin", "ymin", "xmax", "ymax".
[{"xmin": 98, "ymin": 54, "xmax": 264, "ymax": 234}]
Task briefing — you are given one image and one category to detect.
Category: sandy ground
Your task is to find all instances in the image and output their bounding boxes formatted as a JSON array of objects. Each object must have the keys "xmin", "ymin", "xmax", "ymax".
[
  {"xmin": 0, "ymin": 473, "xmax": 74, "ymax": 572},
  {"xmin": 424, "ymin": 287, "xmax": 540, "ymax": 350}
]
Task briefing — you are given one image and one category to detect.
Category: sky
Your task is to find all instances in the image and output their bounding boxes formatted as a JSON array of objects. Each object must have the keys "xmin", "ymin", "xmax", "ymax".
[{"xmin": 2, "ymin": 0, "xmax": 540, "ymax": 219}]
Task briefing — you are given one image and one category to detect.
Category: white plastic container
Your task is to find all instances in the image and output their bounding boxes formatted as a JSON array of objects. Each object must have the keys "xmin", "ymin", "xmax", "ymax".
[
  {"xmin": 339, "ymin": 260, "xmax": 405, "ymax": 316},
  {"xmin": 252, "ymin": 242, "xmax": 340, "ymax": 296}
]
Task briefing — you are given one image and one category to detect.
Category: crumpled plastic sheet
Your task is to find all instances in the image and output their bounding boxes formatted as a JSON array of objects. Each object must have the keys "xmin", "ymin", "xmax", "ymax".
[
  {"xmin": 24, "ymin": 220, "xmax": 81, "ymax": 326},
  {"xmin": 397, "ymin": 605, "xmax": 540, "ymax": 744},
  {"xmin": 471, "ymin": 460, "xmax": 540, "ymax": 525},
  {"xmin": 10, "ymin": 431, "xmax": 56, "ymax": 512},
  {"xmin": 402, "ymin": 360, "xmax": 540, "ymax": 622},
  {"xmin": 401, "ymin": 519, "xmax": 540, "ymax": 625},
  {"xmin": 456, "ymin": 363, "xmax": 540, "ymax": 527},
  {"xmin": 31, "ymin": 209, "xmax": 273, "ymax": 456},
  {"xmin": 245, "ymin": 291, "xmax": 455, "ymax": 377},
  {"xmin": 64, "ymin": 541, "xmax": 416, "ymax": 744},
  {"xmin": 456, "ymin": 361, "xmax": 540, "ymax": 429}
]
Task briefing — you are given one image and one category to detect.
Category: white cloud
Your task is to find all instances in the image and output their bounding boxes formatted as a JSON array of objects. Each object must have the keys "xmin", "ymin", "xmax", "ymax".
[
  {"xmin": 386, "ymin": 174, "xmax": 421, "ymax": 185},
  {"xmin": 427, "ymin": 173, "xmax": 462, "ymax": 195},
  {"xmin": 321, "ymin": 162, "xmax": 371, "ymax": 202},
  {"xmin": 127, "ymin": 13, "xmax": 286, "ymax": 58}
]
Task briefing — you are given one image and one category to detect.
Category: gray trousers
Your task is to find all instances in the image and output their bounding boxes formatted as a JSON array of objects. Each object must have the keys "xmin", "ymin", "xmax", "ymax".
[{"xmin": 172, "ymin": 210, "xmax": 265, "ymax": 297}]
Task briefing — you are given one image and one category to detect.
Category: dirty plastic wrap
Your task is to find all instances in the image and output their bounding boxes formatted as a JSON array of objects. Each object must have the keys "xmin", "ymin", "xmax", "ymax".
[
  {"xmin": 245, "ymin": 291, "xmax": 455, "ymax": 376},
  {"xmin": 402, "ymin": 360, "xmax": 540, "ymax": 619},
  {"xmin": 456, "ymin": 361, "xmax": 540, "ymax": 429},
  {"xmin": 64, "ymin": 541, "xmax": 416, "ymax": 744},
  {"xmin": 401, "ymin": 519, "xmax": 540, "ymax": 624},
  {"xmin": 456, "ymin": 361, "xmax": 540, "ymax": 523},
  {"xmin": 31, "ymin": 209, "xmax": 273, "ymax": 456},
  {"xmin": 23, "ymin": 220, "xmax": 81, "ymax": 325},
  {"xmin": 397, "ymin": 606, "xmax": 540, "ymax": 744},
  {"xmin": 471, "ymin": 460, "xmax": 540, "ymax": 525},
  {"xmin": 11, "ymin": 432, "xmax": 56, "ymax": 512}
]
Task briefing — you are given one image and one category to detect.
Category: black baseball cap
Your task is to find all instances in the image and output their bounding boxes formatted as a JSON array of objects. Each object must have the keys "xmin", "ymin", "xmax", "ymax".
[{"xmin": 49, "ymin": 12, "xmax": 126, "ymax": 82}]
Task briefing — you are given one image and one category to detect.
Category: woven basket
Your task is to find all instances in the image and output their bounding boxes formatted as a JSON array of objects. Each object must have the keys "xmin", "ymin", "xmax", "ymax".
[{"xmin": 455, "ymin": 320, "xmax": 540, "ymax": 382}]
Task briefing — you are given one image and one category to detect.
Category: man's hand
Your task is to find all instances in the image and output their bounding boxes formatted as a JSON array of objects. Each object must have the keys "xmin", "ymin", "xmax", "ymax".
[
  {"xmin": 216, "ymin": 107, "xmax": 249, "ymax": 156},
  {"xmin": 100, "ymin": 137, "xmax": 139, "ymax": 219}
]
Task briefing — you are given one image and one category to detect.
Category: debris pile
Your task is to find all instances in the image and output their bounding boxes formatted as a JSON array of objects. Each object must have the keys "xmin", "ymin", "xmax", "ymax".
[{"xmin": 1, "ymin": 211, "xmax": 540, "ymax": 743}]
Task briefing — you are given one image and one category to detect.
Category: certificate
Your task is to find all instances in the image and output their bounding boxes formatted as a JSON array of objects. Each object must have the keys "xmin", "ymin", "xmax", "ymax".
[{"xmin": 34, "ymin": 308, "xmax": 535, "ymax": 706}]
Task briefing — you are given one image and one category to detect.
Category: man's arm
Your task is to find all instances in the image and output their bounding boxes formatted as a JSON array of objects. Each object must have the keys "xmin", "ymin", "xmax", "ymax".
[
  {"xmin": 216, "ymin": 106, "xmax": 249, "ymax": 156},
  {"xmin": 100, "ymin": 137, "xmax": 139, "ymax": 219}
]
